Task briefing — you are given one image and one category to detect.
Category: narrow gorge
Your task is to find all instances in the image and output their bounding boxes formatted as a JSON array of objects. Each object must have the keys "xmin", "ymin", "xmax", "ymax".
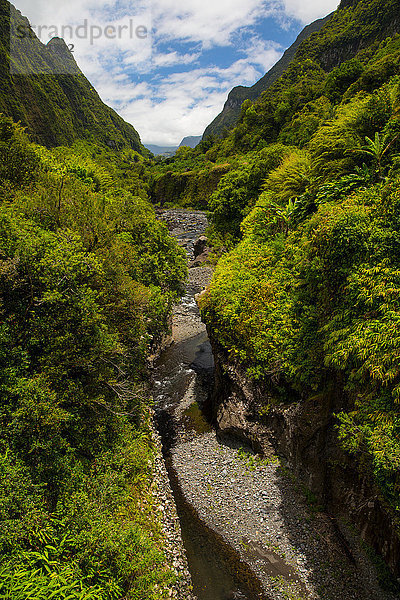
[
  {"xmin": 1, "ymin": 0, "xmax": 400, "ymax": 597},
  {"xmin": 153, "ymin": 210, "xmax": 396, "ymax": 600}
]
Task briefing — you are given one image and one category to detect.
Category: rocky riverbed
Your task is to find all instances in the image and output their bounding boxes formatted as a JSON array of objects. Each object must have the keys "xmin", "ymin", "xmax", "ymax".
[
  {"xmin": 150, "ymin": 424, "xmax": 196, "ymax": 600},
  {"xmin": 154, "ymin": 209, "xmax": 394, "ymax": 600},
  {"xmin": 172, "ymin": 432, "xmax": 395, "ymax": 600}
]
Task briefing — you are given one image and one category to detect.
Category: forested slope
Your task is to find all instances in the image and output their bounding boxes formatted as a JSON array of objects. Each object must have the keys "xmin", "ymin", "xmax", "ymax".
[
  {"xmin": 203, "ymin": 13, "xmax": 332, "ymax": 139},
  {"xmin": 207, "ymin": 0, "xmax": 400, "ymax": 156},
  {"xmin": 152, "ymin": 0, "xmax": 400, "ymax": 209},
  {"xmin": 0, "ymin": 113, "xmax": 187, "ymax": 599},
  {"xmin": 194, "ymin": 0, "xmax": 400, "ymax": 581},
  {"xmin": 0, "ymin": 0, "xmax": 144, "ymax": 150}
]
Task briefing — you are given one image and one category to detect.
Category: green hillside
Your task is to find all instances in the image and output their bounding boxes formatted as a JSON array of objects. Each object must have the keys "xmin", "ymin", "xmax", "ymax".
[
  {"xmin": 204, "ymin": 0, "xmax": 400, "ymax": 143},
  {"xmin": 203, "ymin": 13, "xmax": 332, "ymax": 139},
  {"xmin": 207, "ymin": 0, "xmax": 400, "ymax": 157},
  {"xmin": 152, "ymin": 0, "xmax": 400, "ymax": 209},
  {"xmin": 0, "ymin": 0, "xmax": 144, "ymax": 151},
  {"xmin": 0, "ymin": 110, "xmax": 187, "ymax": 598},
  {"xmin": 0, "ymin": 4, "xmax": 188, "ymax": 597},
  {"xmin": 192, "ymin": 0, "xmax": 400, "ymax": 580}
]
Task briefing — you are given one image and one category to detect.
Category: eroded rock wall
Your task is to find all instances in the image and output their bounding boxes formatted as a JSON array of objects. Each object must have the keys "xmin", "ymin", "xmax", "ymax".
[{"xmin": 208, "ymin": 335, "xmax": 400, "ymax": 578}]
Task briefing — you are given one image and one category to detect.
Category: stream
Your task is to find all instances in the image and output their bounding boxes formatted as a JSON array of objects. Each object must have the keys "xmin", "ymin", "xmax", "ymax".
[
  {"xmin": 152, "ymin": 209, "xmax": 393, "ymax": 600},
  {"xmin": 153, "ymin": 209, "xmax": 266, "ymax": 600}
]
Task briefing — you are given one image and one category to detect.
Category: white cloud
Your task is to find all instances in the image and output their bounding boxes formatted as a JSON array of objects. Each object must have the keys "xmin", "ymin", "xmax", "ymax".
[
  {"xmin": 243, "ymin": 38, "xmax": 282, "ymax": 71},
  {"xmin": 281, "ymin": 0, "xmax": 339, "ymax": 23},
  {"xmin": 117, "ymin": 49, "xmax": 281, "ymax": 145},
  {"xmin": 152, "ymin": 50, "xmax": 200, "ymax": 68},
  {"xmin": 151, "ymin": 0, "xmax": 277, "ymax": 47}
]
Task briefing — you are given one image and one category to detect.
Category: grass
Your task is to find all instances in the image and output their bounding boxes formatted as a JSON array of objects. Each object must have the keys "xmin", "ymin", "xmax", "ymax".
[
  {"xmin": 236, "ymin": 446, "xmax": 280, "ymax": 472},
  {"xmin": 269, "ymin": 575, "xmax": 308, "ymax": 600}
]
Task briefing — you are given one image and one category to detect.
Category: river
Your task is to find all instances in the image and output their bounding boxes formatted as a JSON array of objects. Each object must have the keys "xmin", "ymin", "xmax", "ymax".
[
  {"xmin": 153, "ymin": 209, "xmax": 394, "ymax": 600},
  {"xmin": 153, "ymin": 209, "xmax": 265, "ymax": 600}
]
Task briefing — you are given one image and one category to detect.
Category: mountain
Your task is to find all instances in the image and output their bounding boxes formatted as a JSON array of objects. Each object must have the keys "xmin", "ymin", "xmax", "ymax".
[
  {"xmin": 203, "ymin": 13, "xmax": 333, "ymax": 139},
  {"xmin": 145, "ymin": 144, "xmax": 177, "ymax": 156},
  {"xmin": 295, "ymin": 0, "xmax": 400, "ymax": 70},
  {"xmin": 196, "ymin": 0, "xmax": 400, "ymax": 584},
  {"xmin": 204, "ymin": 0, "xmax": 400, "ymax": 156},
  {"xmin": 145, "ymin": 135, "xmax": 202, "ymax": 156},
  {"xmin": 179, "ymin": 135, "xmax": 202, "ymax": 148},
  {"xmin": 0, "ymin": 0, "xmax": 144, "ymax": 151}
]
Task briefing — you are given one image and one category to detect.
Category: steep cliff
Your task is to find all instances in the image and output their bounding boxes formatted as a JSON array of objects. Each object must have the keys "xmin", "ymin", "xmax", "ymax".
[
  {"xmin": 297, "ymin": 0, "xmax": 400, "ymax": 71},
  {"xmin": 0, "ymin": 0, "xmax": 144, "ymax": 151},
  {"xmin": 208, "ymin": 337, "xmax": 400, "ymax": 583},
  {"xmin": 151, "ymin": 163, "xmax": 230, "ymax": 208},
  {"xmin": 204, "ymin": 0, "xmax": 400, "ymax": 145},
  {"xmin": 203, "ymin": 14, "xmax": 332, "ymax": 139}
]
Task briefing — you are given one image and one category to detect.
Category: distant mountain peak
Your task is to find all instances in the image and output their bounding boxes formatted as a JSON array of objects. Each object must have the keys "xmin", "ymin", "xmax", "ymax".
[
  {"xmin": 0, "ymin": 0, "xmax": 145, "ymax": 151},
  {"xmin": 46, "ymin": 36, "xmax": 72, "ymax": 53},
  {"xmin": 45, "ymin": 37, "xmax": 81, "ymax": 74},
  {"xmin": 145, "ymin": 135, "xmax": 202, "ymax": 156},
  {"xmin": 179, "ymin": 135, "xmax": 202, "ymax": 148}
]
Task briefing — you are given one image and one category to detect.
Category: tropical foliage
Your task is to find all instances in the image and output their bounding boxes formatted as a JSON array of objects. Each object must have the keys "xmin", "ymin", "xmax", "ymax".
[
  {"xmin": 0, "ymin": 114, "xmax": 186, "ymax": 598},
  {"xmin": 201, "ymin": 75, "xmax": 400, "ymax": 522}
]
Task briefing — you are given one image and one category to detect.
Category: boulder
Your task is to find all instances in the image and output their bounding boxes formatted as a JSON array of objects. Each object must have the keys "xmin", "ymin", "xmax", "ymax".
[
  {"xmin": 189, "ymin": 248, "xmax": 210, "ymax": 268},
  {"xmin": 194, "ymin": 235, "xmax": 208, "ymax": 258}
]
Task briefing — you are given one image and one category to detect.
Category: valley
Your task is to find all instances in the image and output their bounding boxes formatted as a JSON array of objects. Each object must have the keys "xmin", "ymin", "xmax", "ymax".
[
  {"xmin": 153, "ymin": 210, "xmax": 397, "ymax": 600},
  {"xmin": 1, "ymin": 0, "xmax": 400, "ymax": 598}
]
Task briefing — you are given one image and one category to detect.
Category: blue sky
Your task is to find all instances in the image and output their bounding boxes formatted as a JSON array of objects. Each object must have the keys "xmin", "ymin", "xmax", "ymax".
[{"xmin": 13, "ymin": 0, "xmax": 338, "ymax": 145}]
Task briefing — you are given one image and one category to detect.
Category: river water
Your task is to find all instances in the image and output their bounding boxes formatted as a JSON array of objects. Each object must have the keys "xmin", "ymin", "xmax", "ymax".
[{"xmin": 153, "ymin": 210, "xmax": 266, "ymax": 600}]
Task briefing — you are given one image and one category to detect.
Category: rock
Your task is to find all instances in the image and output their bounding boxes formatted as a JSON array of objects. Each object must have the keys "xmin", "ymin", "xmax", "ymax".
[
  {"xmin": 149, "ymin": 422, "xmax": 196, "ymax": 600},
  {"xmin": 207, "ymin": 334, "xmax": 400, "ymax": 587},
  {"xmin": 194, "ymin": 235, "xmax": 208, "ymax": 258},
  {"xmin": 189, "ymin": 249, "xmax": 210, "ymax": 268},
  {"xmin": 226, "ymin": 592, "xmax": 247, "ymax": 600}
]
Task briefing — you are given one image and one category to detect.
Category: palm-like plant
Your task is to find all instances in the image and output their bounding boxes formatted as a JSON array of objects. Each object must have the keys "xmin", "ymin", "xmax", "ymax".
[
  {"xmin": 361, "ymin": 131, "xmax": 400, "ymax": 180},
  {"xmin": 252, "ymin": 198, "xmax": 297, "ymax": 236}
]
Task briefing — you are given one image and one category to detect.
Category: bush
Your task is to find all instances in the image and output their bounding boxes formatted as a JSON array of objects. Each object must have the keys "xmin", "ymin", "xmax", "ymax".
[{"xmin": 0, "ymin": 120, "xmax": 186, "ymax": 598}]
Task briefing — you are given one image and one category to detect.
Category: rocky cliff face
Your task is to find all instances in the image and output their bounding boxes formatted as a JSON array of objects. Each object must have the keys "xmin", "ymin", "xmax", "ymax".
[
  {"xmin": 297, "ymin": 0, "xmax": 400, "ymax": 72},
  {"xmin": 151, "ymin": 164, "xmax": 230, "ymax": 208},
  {"xmin": 208, "ymin": 334, "xmax": 400, "ymax": 580}
]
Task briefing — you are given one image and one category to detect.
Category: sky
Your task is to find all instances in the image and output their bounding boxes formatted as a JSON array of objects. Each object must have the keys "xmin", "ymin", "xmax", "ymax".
[{"xmin": 13, "ymin": 0, "xmax": 339, "ymax": 146}]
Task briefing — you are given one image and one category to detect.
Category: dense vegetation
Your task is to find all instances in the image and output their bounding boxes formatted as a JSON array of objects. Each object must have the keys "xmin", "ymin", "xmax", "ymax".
[
  {"xmin": 0, "ymin": 0, "xmax": 144, "ymax": 150},
  {"xmin": 194, "ymin": 0, "xmax": 400, "ymax": 566},
  {"xmin": 2, "ymin": 0, "xmax": 400, "ymax": 591},
  {"xmin": 201, "ymin": 76, "xmax": 400, "ymax": 524},
  {"xmin": 0, "ymin": 114, "xmax": 186, "ymax": 599},
  {"xmin": 150, "ymin": 155, "xmax": 230, "ymax": 209},
  {"xmin": 203, "ymin": 12, "xmax": 331, "ymax": 139}
]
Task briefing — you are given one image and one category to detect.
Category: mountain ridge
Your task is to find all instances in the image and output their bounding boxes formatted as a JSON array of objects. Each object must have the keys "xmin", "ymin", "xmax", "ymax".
[
  {"xmin": 0, "ymin": 0, "xmax": 145, "ymax": 151},
  {"xmin": 203, "ymin": 12, "xmax": 333, "ymax": 139},
  {"xmin": 179, "ymin": 135, "xmax": 202, "ymax": 148},
  {"xmin": 145, "ymin": 135, "xmax": 202, "ymax": 156}
]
